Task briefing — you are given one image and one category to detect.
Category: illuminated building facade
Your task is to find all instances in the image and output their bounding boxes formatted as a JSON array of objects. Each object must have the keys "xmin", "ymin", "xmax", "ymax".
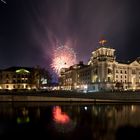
[
  {"xmin": 60, "ymin": 41, "xmax": 140, "ymax": 92},
  {"xmin": 0, "ymin": 67, "xmax": 42, "ymax": 90}
]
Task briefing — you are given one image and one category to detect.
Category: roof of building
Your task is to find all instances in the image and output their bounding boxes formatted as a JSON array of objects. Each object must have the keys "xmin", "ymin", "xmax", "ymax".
[
  {"xmin": 117, "ymin": 60, "xmax": 130, "ymax": 64},
  {"xmin": 136, "ymin": 57, "xmax": 140, "ymax": 64},
  {"xmin": 117, "ymin": 57, "xmax": 140, "ymax": 65},
  {"xmin": 61, "ymin": 61, "xmax": 89, "ymax": 73},
  {"xmin": 2, "ymin": 66, "xmax": 35, "ymax": 72}
]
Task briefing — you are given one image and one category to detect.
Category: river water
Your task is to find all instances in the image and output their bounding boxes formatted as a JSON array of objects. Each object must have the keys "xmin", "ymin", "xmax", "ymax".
[{"xmin": 0, "ymin": 102, "xmax": 140, "ymax": 140}]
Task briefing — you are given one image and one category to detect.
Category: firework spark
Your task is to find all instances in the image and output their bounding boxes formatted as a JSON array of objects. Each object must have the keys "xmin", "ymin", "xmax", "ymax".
[{"xmin": 51, "ymin": 45, "xmax": 77, "ymax": 75}]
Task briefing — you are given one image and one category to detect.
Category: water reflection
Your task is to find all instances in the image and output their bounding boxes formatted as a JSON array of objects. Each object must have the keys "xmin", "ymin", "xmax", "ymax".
[
  {"xmin": 16, "ymin": 107, "xmax": 30, "ymax": 124},
  {"xmin": 52, "ymin": 106, "xmax": 76, "ymax": 133},
  {"xmin": 53, "ymin": 106, "xmax": 70, "ymax": 124},
  {"xmin": 0, "ymin": 103, "xmax": 140, "ymax": 139}
]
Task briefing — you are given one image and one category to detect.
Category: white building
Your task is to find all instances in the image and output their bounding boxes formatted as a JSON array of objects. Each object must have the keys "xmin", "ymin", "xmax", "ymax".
[{"xmin": 60, "ymin": 40, "xmax": 140, "ymax": 92}]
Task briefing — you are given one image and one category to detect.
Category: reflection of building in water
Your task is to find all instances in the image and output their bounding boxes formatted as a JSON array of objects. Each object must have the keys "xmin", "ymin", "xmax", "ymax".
[
  {"xmin": 0, "ymin": 103, "xmax": 140, "ymax": 139},
  {"xmin": 91, "ymin": 105, "xmax": 140, "ymax": 140},
  {"xmin": 110, "ymin": 105, "xmax": 140, "ymax": 128},
  {"xmin": 60, "ymin": 40, "xmax": 140, "ymax": 91},
  {"xmin": 16, "ymin": 107, "xmax": 30, "ymax": 124}
]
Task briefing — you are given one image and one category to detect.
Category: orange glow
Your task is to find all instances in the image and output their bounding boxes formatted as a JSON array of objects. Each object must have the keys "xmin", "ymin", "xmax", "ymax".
[
  {"xmin": 99, "ymin": 39, "xmax": 107, "ymax": 46},
  {"xmin": 53, "ymin": 106, "xmax": 70, "ymax": 124}
]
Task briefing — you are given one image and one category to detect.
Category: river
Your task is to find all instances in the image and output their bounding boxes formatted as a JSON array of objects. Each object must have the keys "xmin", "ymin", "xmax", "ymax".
[{"xmin": 0, "ymin": 102, "xmax": 140, "ymax": 140}]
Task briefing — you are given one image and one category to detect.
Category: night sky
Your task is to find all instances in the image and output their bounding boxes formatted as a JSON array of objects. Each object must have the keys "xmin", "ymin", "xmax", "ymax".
[{"xmin": 0, "ymin": 0, "xmax": 140, "ymax": 71}]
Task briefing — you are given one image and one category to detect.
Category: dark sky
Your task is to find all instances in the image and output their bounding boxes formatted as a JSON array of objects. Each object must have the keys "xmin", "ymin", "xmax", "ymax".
[{"xmin": 0, "ymin": 0, "xmax": 140, "ymax": 70}]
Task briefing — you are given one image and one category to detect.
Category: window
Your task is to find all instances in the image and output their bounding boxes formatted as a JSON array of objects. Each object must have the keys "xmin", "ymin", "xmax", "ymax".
[
  {"xmin": 121, "ymin": 75, "xmax": 122, "ymax": 78},
  {"xmin": 116, "ymin": 75, "xmax": 118, "ymax": 78},
  {"xmin": 125, "ymin": 71, "xmax": 127, "ymax": 74},
  {"xmin": 132, "ymin": 70, "xmax": 136, "ymax": 74},
  {"xmin": 0, "ymin": 75, "xmax": 2, "ymax": 79},
  {"xmin": 120, "ymin": 70, "xmax": 122, "ymax": 74},
  {"xmin": 116, "ymin": 70, "xmax": 118, "ymax": 73},
  {"xmin": 6, "ymin": 74, "xmax": 9, "ymax": 78},
  {"xmin": 108, "ymin": 68, "xmax": 112, "ymax": 74},
  {"xmin": 13, "ymin": 75, "xmax": 16, "ymax": 78},
  {"xmin": 13, "ymin": 85, "xmax": 15, "ymax": 88},
  {"xmin": 92, "ymin": 86, "xmax": 95, "ymax": 90},
  {"xmin": 108, "ymin": 77, "xmax": 111, "ymax": 82},
  {"xmin": 6, "ymin": 85, "xmax": 9, "ymax": 88}
]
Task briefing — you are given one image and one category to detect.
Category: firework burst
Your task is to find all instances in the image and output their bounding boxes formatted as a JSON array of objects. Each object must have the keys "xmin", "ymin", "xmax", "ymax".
[{"xmin": 51, "ymin": 45, "xmax": 77, "ymax": 75}]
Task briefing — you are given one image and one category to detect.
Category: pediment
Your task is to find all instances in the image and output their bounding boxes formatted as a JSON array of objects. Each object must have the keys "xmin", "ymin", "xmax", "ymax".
[{"xmin": 129, "ymin": 60, "xmax": 140, "ymax": 67}]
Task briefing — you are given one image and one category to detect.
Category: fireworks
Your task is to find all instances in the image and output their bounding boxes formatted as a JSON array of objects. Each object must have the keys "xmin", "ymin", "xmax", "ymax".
[{"xmin": 51, "ymin": 45, "xmax": 77, "ymax": 75}]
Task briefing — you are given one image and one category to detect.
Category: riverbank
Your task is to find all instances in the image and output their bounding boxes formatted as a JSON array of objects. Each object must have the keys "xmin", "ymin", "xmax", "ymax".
[{"xmin": 0, "ymin": 90, "xmax": 140, "ymax": 102}]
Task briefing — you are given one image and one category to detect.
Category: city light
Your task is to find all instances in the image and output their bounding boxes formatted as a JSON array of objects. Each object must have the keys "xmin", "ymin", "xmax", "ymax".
[{"xmin": 16, "ymin": 69, "xmax": 30, "ymax": 74}]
